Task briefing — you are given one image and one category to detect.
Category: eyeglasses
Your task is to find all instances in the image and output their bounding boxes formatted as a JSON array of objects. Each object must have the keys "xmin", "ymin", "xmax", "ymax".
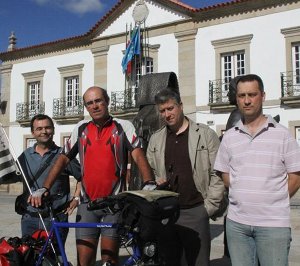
[{"xmin": 84, "ymin": 98, "xmax": 105, "ymax": 108}]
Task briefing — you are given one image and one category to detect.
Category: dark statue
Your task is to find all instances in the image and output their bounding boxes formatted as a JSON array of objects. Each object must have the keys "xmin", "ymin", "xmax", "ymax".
[
  {"xmin": 129, "ymin": 72, "xmax": 179, "ymax": 190},
  {"xmin": 226, "ymin": 77, "xmax": 242, "ymax": 130}
]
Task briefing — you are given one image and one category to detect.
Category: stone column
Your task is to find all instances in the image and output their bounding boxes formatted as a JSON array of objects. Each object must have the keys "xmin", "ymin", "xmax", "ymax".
[
  {"xmin": 91, "ymin": 42, "xmax": 110, "ymax": 89},
  {"xmin": 175, "ymin": 28, "xmax": 198, "ymax": 119},
  {"xmin": 0, "ymin": 63, "xmax": 12, "ymax": 193},
  {"xmin": 0, "ymin": 63, "xmax": 13, "ymax": 128}
]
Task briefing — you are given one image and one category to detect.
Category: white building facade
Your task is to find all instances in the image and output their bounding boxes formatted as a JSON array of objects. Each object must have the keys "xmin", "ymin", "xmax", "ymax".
[{"xmin": 1, "ymin": 0, "xmax": 300, "ymax": 161}]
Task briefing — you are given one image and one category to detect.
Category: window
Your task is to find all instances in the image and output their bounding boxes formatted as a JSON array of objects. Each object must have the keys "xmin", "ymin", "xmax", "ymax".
[
  {"xmin": 56, "ymin": 64, "xmax": 84, "ymax": 119},
  {"xmin": 212, "ymin": 34, "xmax": 252, "ymax": 83},
  {"xmin": 281, "ymin": 27, "xmax": 300, "ymax": 98},
  {"xmin": 25, "ymin": 137, "xmax": 36, "ymax": 149},
  {"xmin": 221, "ymin": 51, "xmax": 245, "ymax": 90},
  {"xmin": 65, "ymin": 76, "xmax": 79, "ymax": 107},
  {"xmin": 58, "ymin": 64, "xmax": 83, "ymax": 102},
  {"xmin": 133, "ymin": 57, "xmax": 153, "ymax": 88},
  {"xmin": 20, "ymin": 70, "xmax": 45, "ymax": 121},
  {"xmin": 281, "ymin": 27, "xmax": 300, "ymax": 74},
  {"xmin": 145, "ymin": 57, "xmax": 154, "ymax": 74},
  {"xmin": 292, "ymin": 43, "xmax": 300, "ymax": 84},
  {"xmin": 296, "ymin": 126, "xmax": 300, "ymax": 145},
  {"xmin": 210, "ymin": 35, "xmax": 252, "ymax": 105},
  {"xmin": 61, "ymin": 133, "xmax": 71, "ymax": 147},
  {"xmin": 28, "ymin": 81, "xmax": 40, "ymax": 111}
]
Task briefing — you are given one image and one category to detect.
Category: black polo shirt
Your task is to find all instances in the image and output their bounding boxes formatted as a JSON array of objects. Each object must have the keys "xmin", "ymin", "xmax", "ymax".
[{"xmin": 165, "ymin": 126, "xmax": 204, "ymax": 208}]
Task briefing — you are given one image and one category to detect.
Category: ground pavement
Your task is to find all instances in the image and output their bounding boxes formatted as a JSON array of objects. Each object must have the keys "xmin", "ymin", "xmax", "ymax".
[{"xmin": 0, "ymin": 193, "xmax": 299, "ymax": 265}]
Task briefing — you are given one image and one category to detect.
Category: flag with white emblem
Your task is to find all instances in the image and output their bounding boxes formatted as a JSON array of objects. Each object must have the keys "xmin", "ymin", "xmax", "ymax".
[{"xmin": 0, "ymin": 125, "xmax": 19, "ymax": 183}]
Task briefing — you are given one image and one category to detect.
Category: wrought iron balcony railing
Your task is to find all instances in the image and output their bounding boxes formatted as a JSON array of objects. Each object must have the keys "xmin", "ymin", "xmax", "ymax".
[
  {"xmin": 281, "ymin": 71, "xmax": 300, "ymax": 98},
  {"xmin": 53, "ymin": 96, "xmax": 84, "ymax": 118},
  {"xmin": 110, "ymin": 88, "xmax": 138, "ymax": 113},
  {"xmin": 208, "ymin": 79, "xmax": 231, "ymax": 105},
  {"xmin": 16, "ymin": 101, "xmax": 45, "ymax": 121}
]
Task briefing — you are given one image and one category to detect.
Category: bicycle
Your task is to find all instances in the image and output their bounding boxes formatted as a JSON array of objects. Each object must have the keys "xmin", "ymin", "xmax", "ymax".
[{"xmin": 35, "ymin": 189, "xmax": 179, "ymax": 266}]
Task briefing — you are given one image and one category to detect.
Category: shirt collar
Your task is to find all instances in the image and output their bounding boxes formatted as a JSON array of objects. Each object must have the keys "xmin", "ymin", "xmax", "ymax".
[
  {"xmin": 29, "ymin": 142, "xmax": 58, "ymax": 155},
  {"xmin": 91, "ymin": 116, "xmax": 113, "ymax": 128},
  {"xmin": 235, "ymin": 114, "xmax": 276, "ymax": 132}
]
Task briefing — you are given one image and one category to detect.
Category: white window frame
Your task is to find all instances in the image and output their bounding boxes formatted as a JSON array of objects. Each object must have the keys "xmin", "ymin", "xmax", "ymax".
[
  {"xmin": 22, "ymin": 70, "xmax": 45, "ymax": 106},
  {"xmin": 24, "ymin": 135, "xmax": 37, "ymax": 149},
  {"xmin": 133, "ymin": 57, "xmax": 153, "ymax": 88},
  {"xmin": 221, "ymin": 51, "xmax": 246, "ymax": 90},
  {"xmin": 58, "ymin": 64, "xmax": 83, "ymax": 105},
  {"xmin": 60, "ymin": 133, "xmax": 71, "ymax": 148},
  {"xmin": 281, "ymin": 26, "xmax": 300, "ymax": 74},
  {"xmin": 292, "ymin": 43, "xmax": 300, "ymax": 84},
  {"xmin": 212, "ymin": 34, "xmax": 252, "ymax": 81},
  {"xmin": 296, "ymin": 126, "xmax": 300, "ymax": 145},
  {"xmin": 28, "ymin": 81, "xmax": 41, "ymax": 110},
  {"xmin": 124, "ymin": 44, "xmax": 159, "ymax": 89},
  {"xmin": 65, "ymin": 76, "xmax": 80, "ymax": 107}
]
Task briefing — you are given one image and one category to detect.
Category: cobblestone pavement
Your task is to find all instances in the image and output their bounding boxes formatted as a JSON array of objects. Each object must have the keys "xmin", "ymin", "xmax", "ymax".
[{"xmin": 0, "ymin": 193, "xmax": 299, "ymax": 265}]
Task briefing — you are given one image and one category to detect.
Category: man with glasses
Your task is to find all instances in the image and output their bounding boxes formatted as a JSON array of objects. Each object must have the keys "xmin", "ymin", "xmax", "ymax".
[
  {"xmin": 30, "ymin": 86, "xmax": 153, "ymax": 266},
  {"xmin": 0, "ymin": 114, "xmax": 81, "ymax": 244}
]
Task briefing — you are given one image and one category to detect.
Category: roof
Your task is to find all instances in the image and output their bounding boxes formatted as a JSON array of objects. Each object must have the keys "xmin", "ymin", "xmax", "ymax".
[{"xmin": 0, "ymin": 0, "xmax": 290, "ymax": 61}]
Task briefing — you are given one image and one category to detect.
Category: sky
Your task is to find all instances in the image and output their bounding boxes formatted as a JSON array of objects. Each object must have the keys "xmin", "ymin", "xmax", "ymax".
[{"xmin": 0, "ymin": 0, "xmax": 228, "ymax": 53}]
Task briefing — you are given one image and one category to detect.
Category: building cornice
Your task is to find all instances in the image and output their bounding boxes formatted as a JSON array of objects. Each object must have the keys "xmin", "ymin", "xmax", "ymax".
[{"xmin": 0, "ymin": 0, "xmax": 298, "ymax": 62}]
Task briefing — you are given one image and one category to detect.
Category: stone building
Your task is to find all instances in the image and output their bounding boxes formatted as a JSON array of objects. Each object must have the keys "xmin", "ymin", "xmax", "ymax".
[{"xmin": 1, "ymin": 0, "xmax": 300, "ymax": 192}]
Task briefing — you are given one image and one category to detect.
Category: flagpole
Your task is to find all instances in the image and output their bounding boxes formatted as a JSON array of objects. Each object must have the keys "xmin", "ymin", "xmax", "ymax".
[
  {"xmin": 0, "ymin": 124, "xmax": 60, "ymax": 263},
  {"xmin": 124, "ymin": 23, "xmax": 128, "ymax": 108}
]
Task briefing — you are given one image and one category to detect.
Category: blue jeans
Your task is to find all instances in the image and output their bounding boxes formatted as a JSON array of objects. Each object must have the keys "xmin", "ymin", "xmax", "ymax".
[
  {"xmin": 21, "ymin": 212, "xmax": 69, "ymax": 245},
  {"xmin": 226, "ymin": 218, "xmax": 291, "ymax": 266}
]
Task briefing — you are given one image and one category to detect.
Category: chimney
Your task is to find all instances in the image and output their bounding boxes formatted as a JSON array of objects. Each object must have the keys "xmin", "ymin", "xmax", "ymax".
[{"xmin": 7, "ymin": 31, "xmax": 17, "ymax": 51}]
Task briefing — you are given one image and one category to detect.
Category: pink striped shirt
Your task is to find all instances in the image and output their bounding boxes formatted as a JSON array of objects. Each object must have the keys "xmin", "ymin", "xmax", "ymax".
[{"xmin": 214, "ymin": 115, "xmax": 300, "ymax": 227}]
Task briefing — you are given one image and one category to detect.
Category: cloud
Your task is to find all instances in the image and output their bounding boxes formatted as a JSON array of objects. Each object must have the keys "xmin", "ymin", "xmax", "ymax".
[
  {"xmin": 65, "ymin": 0, "xmax": 103, "ymax": 15},
  {"xmin": 32, "ymin": 0, "xmax": 104, "ymax": 15},
  {"xmin": 32, "ymin": 0, "xmax": 50, "ymax": 5}
]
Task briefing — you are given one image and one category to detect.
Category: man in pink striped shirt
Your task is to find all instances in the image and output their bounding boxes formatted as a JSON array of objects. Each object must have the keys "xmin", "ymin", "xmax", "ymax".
[{"xmin": 214, "ymin": 74, "xmax": 300, "ymax": 266}]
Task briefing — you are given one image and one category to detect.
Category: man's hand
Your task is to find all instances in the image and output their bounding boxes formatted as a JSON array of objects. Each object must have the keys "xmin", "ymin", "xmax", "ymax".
[
  {"xmin": 64, "ymin": 197, "xmax": 80, "ymax": 215},
  {"xmin": 27, "ymin": 187, "xmax": 48, "ymax": 208}
]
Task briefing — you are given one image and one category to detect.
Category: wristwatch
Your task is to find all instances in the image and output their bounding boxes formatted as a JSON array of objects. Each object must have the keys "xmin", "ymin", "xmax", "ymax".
[{"xmin": 72, "ymin": 196, "xmax": 80, "ymax": 203}]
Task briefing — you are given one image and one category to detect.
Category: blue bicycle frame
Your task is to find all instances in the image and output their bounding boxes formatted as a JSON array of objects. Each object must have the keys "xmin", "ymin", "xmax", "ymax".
[{"xmin": 35, "ymin": 221, "xmax": 141, "ymax": 266}]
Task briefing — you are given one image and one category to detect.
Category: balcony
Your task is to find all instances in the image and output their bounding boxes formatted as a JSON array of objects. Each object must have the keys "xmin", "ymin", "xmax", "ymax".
[
  {"xmin": 208, "ymin": 79, "xmax": 236, "ymax": 112},
  {"xmin": 16, "ymin": 101, "xmax": 45, "ymax": 127},
  {"xmin": 53, "ymin": 96, "xmax": 84, "ymax": 124},
  {"xmin": 280, "ymin": 71, "xmax": 300, "ymax": 107},
  {"xmin": 110, "ymin": 88, "xmax": 139, "ymax": 118}
]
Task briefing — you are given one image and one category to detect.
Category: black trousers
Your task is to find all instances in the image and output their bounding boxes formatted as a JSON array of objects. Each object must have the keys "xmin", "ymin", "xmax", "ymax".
[{"xmin": 158, "ymin": 204, "xmax": 211, "ymax": 266}]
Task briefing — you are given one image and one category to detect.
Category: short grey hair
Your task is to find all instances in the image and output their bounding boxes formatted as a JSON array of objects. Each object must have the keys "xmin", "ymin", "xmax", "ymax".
[{"xmin": 154, "ymin": 87, "xmax": 181, "ymax": 105}]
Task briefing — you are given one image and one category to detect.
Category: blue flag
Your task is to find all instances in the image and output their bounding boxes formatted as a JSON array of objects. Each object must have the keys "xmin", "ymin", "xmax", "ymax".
[{"xmin": 121, "ymin": 26, "xmax": 140, "ymax": 73}]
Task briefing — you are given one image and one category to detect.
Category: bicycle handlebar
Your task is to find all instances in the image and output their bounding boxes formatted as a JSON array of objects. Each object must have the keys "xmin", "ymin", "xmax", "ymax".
[{"xmin": 87, "ymin": 196, "xmax": 121, "ymax": 214}]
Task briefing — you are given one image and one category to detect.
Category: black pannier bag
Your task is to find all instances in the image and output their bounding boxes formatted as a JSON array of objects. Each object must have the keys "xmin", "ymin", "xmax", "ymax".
[{"xmin": 118, "ymin": 190, "xmax": 179, "ymax": 241}]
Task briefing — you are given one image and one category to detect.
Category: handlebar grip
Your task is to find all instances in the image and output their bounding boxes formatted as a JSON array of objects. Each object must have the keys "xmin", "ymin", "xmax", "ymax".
[
  {"xmin": 87, "ymin": 196, "xmax": 120, "ymax": 213},
  {"xmin": 87, "ymin": 198, "xmax": 106, "ymax": 211},
  {"xmin": 155, "ymin": 181, "xmax": 170, "ymax": 190}
]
